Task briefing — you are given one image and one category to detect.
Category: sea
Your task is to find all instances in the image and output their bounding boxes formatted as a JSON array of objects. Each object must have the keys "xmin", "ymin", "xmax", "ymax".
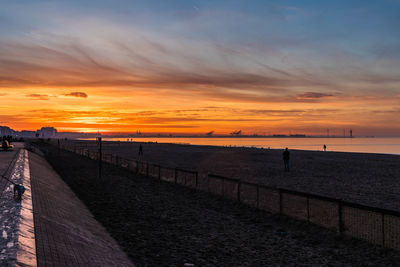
[{"xmin": 82, "ymin": 137, "xmax": 400, "ymax": 155}]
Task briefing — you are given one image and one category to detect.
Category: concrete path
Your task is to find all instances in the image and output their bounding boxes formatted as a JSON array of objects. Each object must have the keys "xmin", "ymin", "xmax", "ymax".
[
  {"xmin": 29, "ymin": 151, "xmax": 134, "ymax": 267},
  {"xmin": 0, "ymin": 143, "xmax": 36, "ymax": 266},
  {"xmin": 0, "ymin": 143, "xmax": 20, "ymax": 195}
]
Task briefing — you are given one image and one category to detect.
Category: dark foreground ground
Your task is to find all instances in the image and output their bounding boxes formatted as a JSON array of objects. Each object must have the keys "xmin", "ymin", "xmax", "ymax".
[{"xmin": 38, "ymin": 143, "xmax": 400, "ymax": 266}]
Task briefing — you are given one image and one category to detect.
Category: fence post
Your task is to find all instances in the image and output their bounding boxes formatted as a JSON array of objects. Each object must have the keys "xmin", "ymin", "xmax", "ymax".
[
  {"xmin": 307, "ymin": 196, "xmax": 310, "ymax": 222},
  {"xmin": 338, "ymin": 200, "xmax": 343, "ymax": 233},
  {"xmin": 222, "ymin": 178, "xmax": 225, "ymax": 197},
  {"xmin": 382, "ymin": 213, "xmax": 385, "ymax": 246},
  {"xmin": 279, "ymin": 189, "xmax": 283, "ymax": 215},
  {"xmin": 237, "ymin": 180, "xmax": 241, "ymax": 202}
]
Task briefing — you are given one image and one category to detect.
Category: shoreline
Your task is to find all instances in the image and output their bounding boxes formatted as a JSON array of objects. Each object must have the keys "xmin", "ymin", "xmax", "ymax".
[
  {"xmin": 81, "ymin": 135, "xmax": 366, "ymax": 139},
  {"xmin": 76, "ymin": 137, "xmax": 400, "ymax": 156}
]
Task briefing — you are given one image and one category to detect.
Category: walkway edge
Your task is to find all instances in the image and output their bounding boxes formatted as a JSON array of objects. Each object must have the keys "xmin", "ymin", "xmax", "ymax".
[{"xmin": 16, "ymin": 150, "xmax": 37, "ymax": 267}]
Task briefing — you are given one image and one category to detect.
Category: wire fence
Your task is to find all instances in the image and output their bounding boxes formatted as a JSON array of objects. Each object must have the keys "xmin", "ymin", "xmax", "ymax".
[{"xmin": 47, "ymin": 142, "xmax": 400, "ymax": 250}]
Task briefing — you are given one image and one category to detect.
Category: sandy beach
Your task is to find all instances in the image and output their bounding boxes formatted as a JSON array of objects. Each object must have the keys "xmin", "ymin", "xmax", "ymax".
[
  {"xmin": 36, "ymin": 142, "xmax": 400, "ymax": 266},
  {"xmin": 66, "ymin": 140, "xmax": 400, "ymax": 212}
]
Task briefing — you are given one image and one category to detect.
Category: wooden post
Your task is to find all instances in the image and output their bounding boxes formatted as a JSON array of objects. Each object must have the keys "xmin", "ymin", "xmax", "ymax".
[
  {"xmin": 207, "ymin": 174, "xmax": 210, "ymax": 193},
  {"xmin": 307, "ymin": 196, "xmax": 310, "ymax": 221},
  {"xmin": 382, "ymin": 213, "xmax": 385, "ymax": 246},
  {"xmin": 184, "ymin": 172, "xmax": 187, "ymax": 186},
  {"xmin": 338, "ymin": 200, "xmax": 343, "ymax": 233},
  {"xmin": 237, "ymin": 181, "xmax": 241, "ymax": 202},
  {"xmin": 222, "ymin": 178, "xmax": 225, "ymax": 197}
]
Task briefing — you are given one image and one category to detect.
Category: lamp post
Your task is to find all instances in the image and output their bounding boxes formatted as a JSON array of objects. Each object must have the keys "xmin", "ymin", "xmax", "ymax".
[{"xmin": 97, "ymin": 136, "xmax": 102, "ymax": 180}]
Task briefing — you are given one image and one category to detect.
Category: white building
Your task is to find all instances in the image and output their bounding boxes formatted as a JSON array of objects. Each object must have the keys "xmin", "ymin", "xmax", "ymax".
[{"xmin": 37, "ymin": 127, "xmax": 58, "ymax": 138}]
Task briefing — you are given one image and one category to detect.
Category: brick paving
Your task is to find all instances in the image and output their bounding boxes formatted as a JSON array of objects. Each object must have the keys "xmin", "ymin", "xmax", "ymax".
[{"xmin": 29, "ymin": 151, "xmax": 134, "ymax": 267}]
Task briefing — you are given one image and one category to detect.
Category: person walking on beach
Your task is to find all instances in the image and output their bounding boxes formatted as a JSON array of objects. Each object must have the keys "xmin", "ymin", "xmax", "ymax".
[
  {"xmin": 283, "ymin": 147, "xmax": 290, "ymax": 171},
  {"xmin": 138, "ymin": 144, "xmax": 143, "ymax": 158},
  {"xmin": 323, "ymin": 144, "xmax": 327, "ymax": 152}
]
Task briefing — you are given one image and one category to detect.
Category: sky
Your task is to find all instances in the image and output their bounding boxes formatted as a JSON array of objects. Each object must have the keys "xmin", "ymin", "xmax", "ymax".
[{"xmin": 0, "ymin": 0, "xmax": 400, "ymax": 136}]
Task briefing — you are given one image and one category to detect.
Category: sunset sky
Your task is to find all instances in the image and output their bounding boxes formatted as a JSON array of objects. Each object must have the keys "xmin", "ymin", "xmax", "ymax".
[{"xmin": 1, "ymin": 0, "xmax": 400, "ymax": 136}]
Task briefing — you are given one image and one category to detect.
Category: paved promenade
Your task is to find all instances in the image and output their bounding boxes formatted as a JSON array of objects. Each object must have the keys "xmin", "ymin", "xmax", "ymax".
[
  {"xmin": 29, "ymin": 151, "xmax": 134, "ymax": 266},
  {"xmin": 0, "ymin": 144, "xmax": 19, "ymax": 195},
  {"xmin": 0, "ymin": 143, "xmax": 35, "ymax": 266}
]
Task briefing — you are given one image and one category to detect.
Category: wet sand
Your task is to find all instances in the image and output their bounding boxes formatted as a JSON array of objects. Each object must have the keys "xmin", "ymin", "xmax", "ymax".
[{"xmin": 66, "ymin": 140, "xmax": 400, "ymax": 212}]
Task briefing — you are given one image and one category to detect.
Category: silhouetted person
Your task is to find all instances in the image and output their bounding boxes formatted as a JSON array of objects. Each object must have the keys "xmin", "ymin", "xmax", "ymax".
[
  {"xmin": 2, "ymin": 138, "xmax": 9, "ymax": 151},
  {"xmin": 323, "ymin": 144, "xmax": 326, "ymax": 151},
  {"xmin": 138, "ymin": 144, "xmax": 143, "ymax": 158},
  {"xmin": 283, "ymin": 147, "xmax": 290, "ymax": 171}
]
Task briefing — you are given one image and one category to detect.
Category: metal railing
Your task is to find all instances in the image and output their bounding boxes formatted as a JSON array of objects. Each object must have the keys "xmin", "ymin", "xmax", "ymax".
[{"xmin": 53, "ymin": 142, "xmax": 400, "ymax": 250}]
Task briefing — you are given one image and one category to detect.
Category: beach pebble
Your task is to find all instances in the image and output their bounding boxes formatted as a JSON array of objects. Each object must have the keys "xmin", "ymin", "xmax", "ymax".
[
  {"xmin": 184, "ymin": 263, "xmax": 195, "ymax": 267},
  {"xmin": 7, "ymin": 241, "xmax": 14, "ymax": 248},
  {"xmin": 2, "ymin": 230, "xmax": 7, "ymax": 239}
]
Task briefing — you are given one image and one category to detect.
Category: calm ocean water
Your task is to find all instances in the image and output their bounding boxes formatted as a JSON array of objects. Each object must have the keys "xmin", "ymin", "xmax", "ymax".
[{"xmin": 87, "ymin": 137, "xmax": 400, "ymax": 155}]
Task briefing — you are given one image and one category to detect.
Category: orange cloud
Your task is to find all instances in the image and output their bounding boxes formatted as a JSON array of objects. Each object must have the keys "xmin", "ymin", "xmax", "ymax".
[
  {"xmin": 25, "ymin": 94, "xmax": 51, "ymax": 100},
  {"xmin": 296, "ymin": 92, "xmax": 333, "ymax": 100},
  {"xmin": 64, "ymin": 92, "xmax": 88, "ymax": 98}
]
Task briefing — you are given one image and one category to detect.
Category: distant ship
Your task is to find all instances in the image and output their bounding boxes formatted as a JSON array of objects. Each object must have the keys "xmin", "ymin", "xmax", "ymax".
[{"xmin": 230, "ymin": 130, "xmax": 242, "ymax": 136}]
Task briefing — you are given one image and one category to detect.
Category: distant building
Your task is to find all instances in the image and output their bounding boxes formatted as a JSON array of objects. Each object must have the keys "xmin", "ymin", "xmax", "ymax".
[
  {"xmin": 19, "ymin": 130, "xmax": 36, "ymax": 138},
  {"xmin": 37, "ymin": 127, "xmax": 57, "ymax": 138},
  {"xmin": 0, "ymin": 126, "xmax": 14, "ymax": 137}
]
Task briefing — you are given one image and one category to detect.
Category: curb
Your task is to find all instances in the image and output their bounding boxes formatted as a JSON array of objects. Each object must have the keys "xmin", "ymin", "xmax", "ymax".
[{"xmin": 16, "ymin": 150, "xmax": 37, "ymax": 267}]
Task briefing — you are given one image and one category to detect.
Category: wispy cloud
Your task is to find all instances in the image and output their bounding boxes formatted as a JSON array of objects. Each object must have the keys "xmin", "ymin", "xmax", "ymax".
[
  {"xmin": 296, "ymin": 92, "xmax": 333, "ymax": 100},
  {"xmin": 25, "ymin": 94, "xmax": 51, "ymax": 100},
  {"xmin": 64, "ymin": 92, "xmax": 88, "ymax": 98}
]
